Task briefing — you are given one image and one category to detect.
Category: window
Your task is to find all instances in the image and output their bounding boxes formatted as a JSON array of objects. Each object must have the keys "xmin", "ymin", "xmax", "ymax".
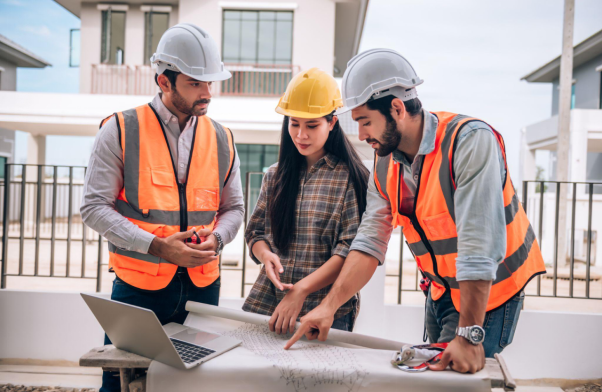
[
  {"xmin": 222, "ymin": 10, "xmax": 293, "ymax": 64},
  {"xmin": 101, "ymin": 9, "xmax": 126, "ymax": 64},
  {"xmin": 570, "ymin": 84, "xmax": 575, "ymax": 109},
  {"xmin": 236, "ymin": 144, "xmax": 279, "ymax": 210},
  {"xmin": 144, "ymin": 12, "xmax": 170, "ymax": 65},
  {"xmin": 0, "ymin": 156, "xmax": 6, "ymax": 181},
  {"xmin": 69, "ymin": 28, "xmax": 80, "ymax": 67},
  {"xmin": 586, "ymin": 153, "xmax": 602, "ymax": 194}
]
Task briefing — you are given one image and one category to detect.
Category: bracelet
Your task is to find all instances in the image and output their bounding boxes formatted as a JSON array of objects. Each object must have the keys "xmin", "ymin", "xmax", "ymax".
[{"xmin": 213, "ymin": 232, "xmax": 224, "ymax": 256}]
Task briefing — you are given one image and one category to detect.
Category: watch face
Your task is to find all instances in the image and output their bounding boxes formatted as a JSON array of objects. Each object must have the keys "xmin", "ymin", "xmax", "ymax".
[{"xmin": 469, "ymin": 327, "xmax": 485, "ymax": 343}]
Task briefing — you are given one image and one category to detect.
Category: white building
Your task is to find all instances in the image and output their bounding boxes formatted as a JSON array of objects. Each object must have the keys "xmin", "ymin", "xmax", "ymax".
[
  {"xmin": 0, "ymin": 34, "xmax": 51, "ymax": 175},
  {"xmin": 520, "ymin": 29, "xmax": 602, "ymax": 267},
  {"xmin": 0, "ymin": 0, "xmax": 372, "ymax": 190}
]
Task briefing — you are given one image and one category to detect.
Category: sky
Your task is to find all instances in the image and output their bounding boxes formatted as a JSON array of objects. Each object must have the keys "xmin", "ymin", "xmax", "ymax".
[
  {"xmin": 0, "ymin": 0, "xmax": 601, "ymax": 176},
  {"xmin": 359, "ymin": 0, "xmax": 602, "ymax": 180}
]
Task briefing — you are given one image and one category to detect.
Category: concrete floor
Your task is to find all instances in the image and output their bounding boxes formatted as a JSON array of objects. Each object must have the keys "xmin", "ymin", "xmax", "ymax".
[{"xmin": 0, "ymin": 365, "xmax": 101, "ymax": 390}]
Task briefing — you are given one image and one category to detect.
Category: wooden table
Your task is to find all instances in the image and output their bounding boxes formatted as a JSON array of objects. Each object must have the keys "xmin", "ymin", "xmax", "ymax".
[
  {"xmin": 80, "ymin": 345, "xmax": 150, "ymax": 392},
  {"xmin": 80, "ymin": 345, "xmax": 516, "ymax": 392}
]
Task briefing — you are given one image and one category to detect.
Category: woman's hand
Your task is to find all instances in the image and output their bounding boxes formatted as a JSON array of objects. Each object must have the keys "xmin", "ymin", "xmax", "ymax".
[
  {"xmin": 259, "ymin": 250, "xmax": 293, "ymax": 291},
  {"xmin": 269, "ymin": 286, "xmax": 308, "ymax": 335}
]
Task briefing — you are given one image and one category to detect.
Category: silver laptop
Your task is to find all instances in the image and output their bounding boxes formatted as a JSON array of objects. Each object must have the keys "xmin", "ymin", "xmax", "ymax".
[{"xmin": 81, "ymin": 294, "xmax": 242, "ymax": 370}]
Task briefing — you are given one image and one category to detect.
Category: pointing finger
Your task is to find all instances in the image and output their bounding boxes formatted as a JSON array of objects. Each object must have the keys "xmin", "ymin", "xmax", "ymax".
[{"xmin": 284, "ymin": 323, "xmax": 309, "ymax": 350}]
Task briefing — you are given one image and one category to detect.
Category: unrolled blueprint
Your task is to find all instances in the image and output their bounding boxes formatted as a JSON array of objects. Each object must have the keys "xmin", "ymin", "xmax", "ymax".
[{"xmin": 146, "ymin": 302, "xmax": 491, "ymax": 392}]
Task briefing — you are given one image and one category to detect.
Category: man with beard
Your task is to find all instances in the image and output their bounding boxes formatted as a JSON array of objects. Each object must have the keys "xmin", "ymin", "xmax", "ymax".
[
  {"xmin": 81, "ymin": 24, "xmax": 243, "ymax": 392},
  {"xmin": 285, "ymin": 49, "xmax": 546, "ymax": 374}
]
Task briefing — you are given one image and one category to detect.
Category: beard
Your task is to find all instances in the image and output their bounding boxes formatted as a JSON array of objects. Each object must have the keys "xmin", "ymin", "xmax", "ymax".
[
  {"xmin": 368, "ymin": 117, "xmax": 401, "ymax": 157},
  {"xmin": 171, "ymin": 87, "xmax": 210, "ymax": 117}
]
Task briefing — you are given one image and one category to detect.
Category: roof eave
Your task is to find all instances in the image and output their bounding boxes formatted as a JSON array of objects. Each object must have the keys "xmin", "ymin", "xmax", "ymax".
[
  {"xmin": 52, "ymin": 0, "xmax": 81, "ymax": 18},
  {"xmin": 0, "ymin": 40, "xmax": 52, "ymax": 68},
  {"xmin": 333, "ymin": 0, "xmax": 370, "ymax": 77},
  {"xmin": 521, "ymin": 29, "xmax": 602, "ymax": 83}
]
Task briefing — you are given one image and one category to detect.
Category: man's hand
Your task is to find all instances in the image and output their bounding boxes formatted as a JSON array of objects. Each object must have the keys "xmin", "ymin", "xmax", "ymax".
[
  {"xmin": 427, "ymin": 336, "xmax": 485, "ymax": 373},
  {"xmin": 260, "ymin": 251, "xmax": 293, "ymax": 291},
  {"xmin": 148, "ymin": 228, "xmax": 217, "ymax": 268},
  {"xmin": 284, "ymin": 303, "xmax": 335, "ymax": 350},
  {"xmin": 269, "ymin": 286, "xmax": 307, "ymax": 335},
  {"xmin": 185, "ymin": 229, "xmax": 218, "ymax": 253}
]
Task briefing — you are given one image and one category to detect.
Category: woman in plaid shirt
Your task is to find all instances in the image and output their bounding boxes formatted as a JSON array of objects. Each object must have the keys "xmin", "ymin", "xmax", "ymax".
[{"xmin": 242, "ymin": 68, "xmax": 369, "ymax": 334}]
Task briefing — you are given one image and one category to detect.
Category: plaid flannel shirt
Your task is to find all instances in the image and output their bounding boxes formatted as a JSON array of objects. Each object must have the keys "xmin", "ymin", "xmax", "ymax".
[{"xmin": 242, "ymin": 153, "xmax": 361, "ymax": 326}]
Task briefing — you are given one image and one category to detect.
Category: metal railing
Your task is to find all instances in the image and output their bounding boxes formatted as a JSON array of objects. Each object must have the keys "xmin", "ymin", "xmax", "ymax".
[
  {"xmin": 233, "ymin": 176, "xmax": 602, "ymax": 303},
  {"xmin": 91, "ymin": 63, "xmax": 300, "ymax": 97},
  {"xmin": 221, "ymin": 63, "xmax": 300, "ymax": 97},
  {"xmin": 91, "ymin": 64, "xmax": 159, "ymax": 96},
  {"xmin": 522, "ymin": 180, "xmax": 601, "ymax": 300},
  {"xmin": 0, "ymin": 164, "xmax": 104, "ymax": 291},
  {"xmin": 1, "ymin": 164, "xmax": 599, "ymax": 303}
]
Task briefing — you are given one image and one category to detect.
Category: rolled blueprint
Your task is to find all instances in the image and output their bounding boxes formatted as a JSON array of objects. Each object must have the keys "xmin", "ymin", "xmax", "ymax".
[{"xmin": 186, "ymin": 301, "xmax": 409, "ymax": 351}]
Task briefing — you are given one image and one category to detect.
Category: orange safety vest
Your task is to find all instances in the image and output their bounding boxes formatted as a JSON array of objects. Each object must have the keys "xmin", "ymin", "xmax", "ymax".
[
  {"xmin": 374, "ymin": 112, "xmax": 546, "ymax": 312},
  {"xmin": 99, "ymin": 103, "xmax": 235, "ymax": 290}
]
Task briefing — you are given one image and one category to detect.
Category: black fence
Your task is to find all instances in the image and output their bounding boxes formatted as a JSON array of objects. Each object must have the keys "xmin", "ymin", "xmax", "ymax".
[
  {"xmin": 0, "ymin": 164, "xmax": 103, "ymax": 291},
  {"xmin": 1, "ymin": 164, "xmax": 600, "ymax": 303},
  {"xmin": 521, "ymin": 180, "xmax": 600, "ymax": 300}
]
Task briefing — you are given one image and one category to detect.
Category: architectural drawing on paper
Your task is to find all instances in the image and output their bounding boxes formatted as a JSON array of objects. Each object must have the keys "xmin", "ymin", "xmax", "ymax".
[{"xmin": 223, "ymin": 323, "xmax": 369, "ymax": 392}]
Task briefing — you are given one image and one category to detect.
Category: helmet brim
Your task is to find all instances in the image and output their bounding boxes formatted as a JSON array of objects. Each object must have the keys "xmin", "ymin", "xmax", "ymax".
[
  {"xmin": 179, "ymin": 69, "xmax": 232, "ymax": 83},
  {"xmin": 275, "ymin": 106, "xmax": 339, "ymax": 119}
]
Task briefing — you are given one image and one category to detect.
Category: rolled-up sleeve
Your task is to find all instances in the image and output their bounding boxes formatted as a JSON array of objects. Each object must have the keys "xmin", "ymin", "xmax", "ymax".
[
  {"xmin": 348, "ymin": 169, "xmax": 394, "ymax": 265},
  {"xmin": 244, "ymin": 168, "xmax": 273, "ymax": 264},
  {"xmin": 332, "ymin": 180, "xmax": 361, "ymax": 258},
  {"xmin": 213, "ymin": 147, "xmax": 244, "ymax": 245},
  {"xmin": 454, "ymin": 122, "xmax": 507, "ymax": 281}
]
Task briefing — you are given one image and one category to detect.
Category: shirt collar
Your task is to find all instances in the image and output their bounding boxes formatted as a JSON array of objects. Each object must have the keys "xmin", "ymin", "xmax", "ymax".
[
  {"xmin": 308, "ymin": 152, "xmax": 339, "ymax": 171},
  {"xmin": 323, "ymin": 152, "xmax": 339, "ymax": 169},
  {"xmin": 151, "ymin": 93, "xmax": 195, "ymax": 131},
  {"xmin": 392, "ymin": 110, "xmax": 438, "ymax": 164}
]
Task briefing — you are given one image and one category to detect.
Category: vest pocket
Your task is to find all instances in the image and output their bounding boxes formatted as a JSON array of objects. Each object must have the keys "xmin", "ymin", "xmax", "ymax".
[
  {"xmin": 194, "ymin": 188, "xmax": 219, "ymax": 211},
  {"xmin": 151, "ymin": 169, "xmax": 175, "ymax": 187},
  {"xmin": 422, "ymin": 212, "xmax": 457, "ymax": 240}
]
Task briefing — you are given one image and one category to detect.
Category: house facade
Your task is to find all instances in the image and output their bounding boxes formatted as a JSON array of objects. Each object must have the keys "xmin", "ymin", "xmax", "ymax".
[
  {"xmin": 0, "ymin": 34, "xmax": 51, "ymax": 178},
  {"xmin": 520, "ymin": 29, "xmax": 602, "ymax": 267}
]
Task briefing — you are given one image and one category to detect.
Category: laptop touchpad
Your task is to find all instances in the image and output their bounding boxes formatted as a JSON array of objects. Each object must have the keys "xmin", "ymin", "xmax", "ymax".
[{"xmin": 171, "ymin": 329, "xmax": 221, "ymax": 346}]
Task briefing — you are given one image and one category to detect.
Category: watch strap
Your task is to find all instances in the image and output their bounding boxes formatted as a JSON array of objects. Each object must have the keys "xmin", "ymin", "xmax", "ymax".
[{"xmin": 213, "ymin": 231, "xmax": 224, "ymax": 255}]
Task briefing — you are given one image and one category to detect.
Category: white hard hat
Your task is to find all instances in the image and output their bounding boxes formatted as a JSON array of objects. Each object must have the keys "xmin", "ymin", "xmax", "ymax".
[
  {"xmin": 336, "ymin": 49, "xmax": 423, "ymax": 115},
  {"xmin": 151, "ymin": 23, "xmax": 231, "ymax": 82}
]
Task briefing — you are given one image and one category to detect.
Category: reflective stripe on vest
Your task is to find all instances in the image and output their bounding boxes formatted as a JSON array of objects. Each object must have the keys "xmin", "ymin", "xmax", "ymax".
[
  {"xmin": 373, "ymin": 111, "xmax": 546, "ymax": 312},
  {"xmin": 101, "ymin": 104, "xmax": 235, "ymax": 290}
]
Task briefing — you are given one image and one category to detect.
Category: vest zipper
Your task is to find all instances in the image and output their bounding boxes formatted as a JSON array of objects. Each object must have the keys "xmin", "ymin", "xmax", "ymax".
[
  {"xmin": 398, "ymin": 157, "xmax": 451, "ymax": 293},
  {"xmin": 178, "ymin": 183, "xmax": 188, "ymax": 232},
  {"xmin": 148, "ymin": 103, "xmax": 196, "ymax": 233}
]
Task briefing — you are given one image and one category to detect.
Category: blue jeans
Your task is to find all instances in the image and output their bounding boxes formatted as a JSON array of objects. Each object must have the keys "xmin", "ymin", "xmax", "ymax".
[
  {"xmin": 100, "ymin": 271, "xmax": 221, "ymax": 392},
  {"xmin": 425, "ymin": 288, "xmax": 524, "ymax": 358}
]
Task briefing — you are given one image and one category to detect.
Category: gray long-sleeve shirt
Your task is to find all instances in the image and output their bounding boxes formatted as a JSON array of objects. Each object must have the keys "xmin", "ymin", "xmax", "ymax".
[
  {"xmin": 349, "ymin": 110, "xmax": 507, "ymax": 281},
  {"xmin": 81, "ymin": 94, "xmax": 244, "ymax": 254}
]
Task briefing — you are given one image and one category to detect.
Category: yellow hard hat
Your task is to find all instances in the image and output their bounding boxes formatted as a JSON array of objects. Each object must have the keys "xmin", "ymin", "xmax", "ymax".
[{"xmin": 275, "ymin": 68, "xmax": 343, "ymax": 118}]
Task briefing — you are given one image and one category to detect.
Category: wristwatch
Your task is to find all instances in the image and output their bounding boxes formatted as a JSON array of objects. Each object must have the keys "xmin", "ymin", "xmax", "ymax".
[
  {"xmin": 456, "ymin": 325, "xmax": 485, "ymax": 345},
  {"xmin": 213, "ymin": 232, "xmax": 224, "ymax": 256}
]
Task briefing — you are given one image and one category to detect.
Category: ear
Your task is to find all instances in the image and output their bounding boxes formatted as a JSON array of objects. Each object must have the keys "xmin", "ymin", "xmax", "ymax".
[
  {"xmin": 390, "ymin": 98, "xmax": 407, "ymax": 122},
  {"xmin": 329, "ymin": 116, "xmax": 338, "ymax": 131},
  {"xmin": 157, "ymin": 73, "xmax": 172, "ymax": 93}
]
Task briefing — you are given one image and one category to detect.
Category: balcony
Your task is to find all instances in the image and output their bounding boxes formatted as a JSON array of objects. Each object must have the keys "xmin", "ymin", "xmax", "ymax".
[
  {"xmin": 220, "ymin": 63, "xmax": 300, "ymax": 97},
  {"xmin": 90, "ymin": 63, "xmax": 300, "ymax": 97},
  {"xmin": 91, "ymin": 64, "xmax": 159, "ymax": 96}
]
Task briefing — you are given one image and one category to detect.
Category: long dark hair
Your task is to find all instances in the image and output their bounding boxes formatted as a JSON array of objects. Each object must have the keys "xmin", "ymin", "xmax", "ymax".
[{"xmin": 268, "ymin": 113, "xmax": 369, "ymax": 254}]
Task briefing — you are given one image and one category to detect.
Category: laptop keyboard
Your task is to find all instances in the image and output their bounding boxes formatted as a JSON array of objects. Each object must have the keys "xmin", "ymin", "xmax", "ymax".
[{"xmin": 170, "ymin": 338, "xmax": 216, "ymax": 364}]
